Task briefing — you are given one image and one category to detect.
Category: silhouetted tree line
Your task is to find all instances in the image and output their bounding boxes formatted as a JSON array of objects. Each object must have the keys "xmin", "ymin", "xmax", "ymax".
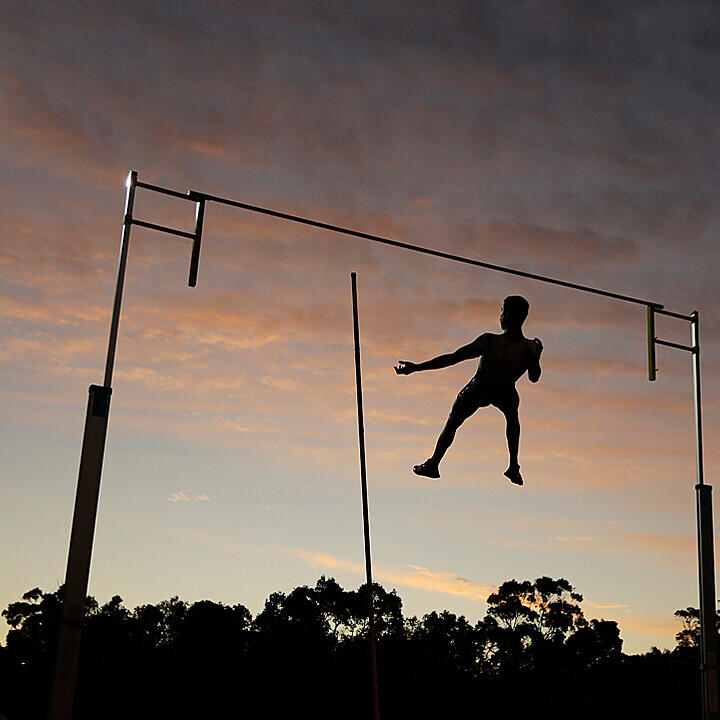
[{"xmin": 0, "ymin": 576, "xmax": 707, "ymax": 719}]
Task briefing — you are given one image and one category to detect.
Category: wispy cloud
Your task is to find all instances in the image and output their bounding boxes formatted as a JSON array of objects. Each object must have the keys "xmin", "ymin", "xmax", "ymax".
[
  {"xmin": 165, "ymin": 491, "xmax": 210, "ymax": 502},
  {"xmin": 295, "ymin": 550, "xmax": 361, "ymax": 573},
  {"xmin": 295, "ymin": 549, "xmax": 495, "ymax": 601},
  {"xmin": 583, "ymin": 600, "xmax": 630, "ymax": 611},
  {"xmin": 398, "ymin": 565, "xmax": 496, "ymax": 600}
]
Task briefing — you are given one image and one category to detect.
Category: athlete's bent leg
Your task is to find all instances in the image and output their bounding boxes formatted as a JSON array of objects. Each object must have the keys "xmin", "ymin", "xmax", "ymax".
[
  {"xmin": 431, "ymin": 414, "xmax": 465, "ymax": 466},
  {"xmin": 414, "ymin": 415, "xmax": 465, "ymax": 478},
  {"xmin": 414, "ymin": 386, "xmax": 479, "ymax": 478}
]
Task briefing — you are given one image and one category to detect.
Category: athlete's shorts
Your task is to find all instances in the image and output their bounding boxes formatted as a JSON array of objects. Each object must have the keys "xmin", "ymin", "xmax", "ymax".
[{"xmin": 449, "ymin": 377, "xmax": 519, "ymax": 423}]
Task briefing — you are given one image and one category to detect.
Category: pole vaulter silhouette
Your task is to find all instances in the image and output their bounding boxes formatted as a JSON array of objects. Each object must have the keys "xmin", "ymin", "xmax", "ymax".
[{"xmin": 395, "ymin": 296, "xmax": 542, "ymax": 485}]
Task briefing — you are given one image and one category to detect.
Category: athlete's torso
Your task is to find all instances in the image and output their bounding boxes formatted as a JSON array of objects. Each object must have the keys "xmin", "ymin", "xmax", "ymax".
[{"xmin": 474, "ymin": 332, "xmax": 534, "ymax": 385}]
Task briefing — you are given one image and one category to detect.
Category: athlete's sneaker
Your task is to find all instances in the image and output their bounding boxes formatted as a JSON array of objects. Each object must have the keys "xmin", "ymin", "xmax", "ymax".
[
  {"xmin": 504, "ymin": 465, "xmax": 523, "ymax": 486},
  {"xmin": 413, "ymin": 460, "xmax": 440, "ymax": 478}
]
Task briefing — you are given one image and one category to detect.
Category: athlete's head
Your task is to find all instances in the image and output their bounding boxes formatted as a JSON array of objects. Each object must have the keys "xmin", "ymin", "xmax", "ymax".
[{"xmin": 500, "ymin": 295, "xmax": 529, "ymax": 329}]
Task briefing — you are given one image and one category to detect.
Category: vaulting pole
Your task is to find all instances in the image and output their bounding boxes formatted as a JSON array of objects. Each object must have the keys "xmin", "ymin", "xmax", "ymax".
[{"xmin": 351, "ymin": 272, "xmax": 381, "ymax": 720}]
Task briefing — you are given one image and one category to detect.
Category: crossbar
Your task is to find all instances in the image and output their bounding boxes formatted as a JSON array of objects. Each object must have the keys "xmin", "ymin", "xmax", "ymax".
[
  {"xmin": 190, "ymin": 190, "xmax": 664, "ymax": 310},
  {"xmin": 135, "ymin": 180, "xmax": 195, "ymax": 201}
]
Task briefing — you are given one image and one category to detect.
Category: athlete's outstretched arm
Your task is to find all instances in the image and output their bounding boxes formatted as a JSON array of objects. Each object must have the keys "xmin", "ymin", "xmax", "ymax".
[
  {"xmin": 528, "ymin": 338, "xmax": 543, "ymax": 383},
  {"xmin": 395, "ymin": 334, "xmax": 488, "ymax": 375}
]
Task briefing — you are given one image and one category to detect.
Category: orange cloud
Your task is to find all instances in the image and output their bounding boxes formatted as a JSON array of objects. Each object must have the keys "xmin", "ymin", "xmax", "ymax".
[
  {"xmin": 583, "ymin": 600, "xmax": 630, "ymax": 610},
  {"xmin": 295, "ymin": 549, "xmax": 496, "ymax": 601}
]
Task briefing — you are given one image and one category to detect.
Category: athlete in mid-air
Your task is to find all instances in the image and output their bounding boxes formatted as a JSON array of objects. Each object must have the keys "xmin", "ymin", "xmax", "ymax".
[{"xmin": 394, "ymin": 295, "xmax": 542, "ymax": 486}]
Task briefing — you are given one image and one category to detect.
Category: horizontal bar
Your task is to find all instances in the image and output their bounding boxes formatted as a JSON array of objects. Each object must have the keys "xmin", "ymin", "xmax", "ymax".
[
  {"xmin": 656, "ymin": 308, "xmax": 694, "ymax": 321},
  {"xmin": 193, "ymin": 190, "xmax": 664, "ymax": 309},
  {"xmin": 136, "ymin": 180, "xmax": 196, "ymax": 201},
  {"xmin": 131, "ymin": 219, "xmax": 196, "ymax": 240},
  {"xmin": 655, "ymin": 338, "xmax": 696, "ymax": 353}
]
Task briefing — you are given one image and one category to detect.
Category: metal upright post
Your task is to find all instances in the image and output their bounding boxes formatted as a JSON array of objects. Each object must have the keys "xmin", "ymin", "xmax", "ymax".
[
  {"xmin": 104, "ymin": 171, "xmax": 138, "ymax": 388},
  {"xmin": 49, "ymin": 171, "xmax": 137, "ymax": 720},
  {"xmin": 351, "ymin": 273, "xmax": 381, "ymax": 720},
  {"xmin": 691, "ymin": 312, "xmax": 719, "ymax": 720}
]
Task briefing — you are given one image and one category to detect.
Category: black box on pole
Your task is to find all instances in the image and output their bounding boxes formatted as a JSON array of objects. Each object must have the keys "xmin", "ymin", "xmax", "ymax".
[{"xmin": 49, "ymin": 385, "xmax": 112, "ymax": 720}]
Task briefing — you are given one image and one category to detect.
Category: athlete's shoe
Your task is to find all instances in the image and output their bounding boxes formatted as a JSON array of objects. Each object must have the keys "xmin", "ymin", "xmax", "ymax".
[
  {"xmin": 504, "ymin": 465, "xmax": 523, "ymax": 486},
  {"xmin": 413, "ymin": 460, "xmax": 440, "ymax": 478}
]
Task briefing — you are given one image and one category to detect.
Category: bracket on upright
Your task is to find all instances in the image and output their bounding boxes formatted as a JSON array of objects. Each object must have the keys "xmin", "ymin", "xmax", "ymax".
[
  {"xmin": 131, "ymin": 173, "xmax": 207, "ymax": 287},
  {"xmin": 647, "ymin": 305, "xmax": 698, "ymax": 381}
]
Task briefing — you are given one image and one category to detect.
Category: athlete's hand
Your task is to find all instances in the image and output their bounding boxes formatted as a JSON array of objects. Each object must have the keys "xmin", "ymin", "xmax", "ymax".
[
  {"xmin": 531, "ymin": 338, "xmax": 543, "ymax": 356},
  {"xmin": 394, "ymin": 361, "xmax": 417, "ymax": 375}
]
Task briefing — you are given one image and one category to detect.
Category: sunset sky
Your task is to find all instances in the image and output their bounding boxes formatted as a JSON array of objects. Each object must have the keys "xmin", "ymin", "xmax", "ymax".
[{"xmin": 2, "ymin": 1, "xmax": 719, "ymax": 654}]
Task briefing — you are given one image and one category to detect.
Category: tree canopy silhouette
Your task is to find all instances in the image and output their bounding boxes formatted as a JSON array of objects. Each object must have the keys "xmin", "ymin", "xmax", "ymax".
[{"xmin": 0, "ymin": 576, "xmax": 707, "ymax": 720}]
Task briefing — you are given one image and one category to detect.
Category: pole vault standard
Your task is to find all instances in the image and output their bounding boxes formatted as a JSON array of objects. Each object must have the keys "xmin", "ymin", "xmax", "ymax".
[
  {"xmin": 50, "ymin": 170, "xmax": 717, "ymax": 720},
  {"xmin": 648, "ymin": 307, "xmax": 718, "ymax": 719},
  {"xmin": 351, "ymin": 273, "xmax": 382, "ymax": 720},
  {"xmin": 49, "ymin": 172, "xmax": 205, "ymax": 720}
]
